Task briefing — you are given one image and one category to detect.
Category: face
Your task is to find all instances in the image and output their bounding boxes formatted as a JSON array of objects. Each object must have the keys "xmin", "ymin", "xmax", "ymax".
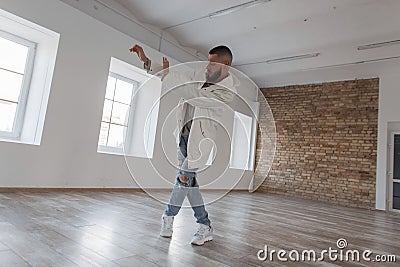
[{"xmin": 206, "ymin": 54, "xmax": 230, "ymax": 83}]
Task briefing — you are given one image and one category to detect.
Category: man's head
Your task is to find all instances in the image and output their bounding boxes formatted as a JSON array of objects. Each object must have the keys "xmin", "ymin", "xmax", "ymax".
[{"xmin": 206, "ymin": 45, "xmax": 233, "ymax": 83}]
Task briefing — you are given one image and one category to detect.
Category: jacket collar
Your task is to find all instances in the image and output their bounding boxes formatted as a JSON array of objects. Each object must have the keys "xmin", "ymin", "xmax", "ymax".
[{"xmin": 211, "ymin": 72, "xmax": 240, "ymax": 89}]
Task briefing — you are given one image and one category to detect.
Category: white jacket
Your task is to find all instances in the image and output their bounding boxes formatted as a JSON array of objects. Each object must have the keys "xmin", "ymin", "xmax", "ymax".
[{"xmin": 148, "ymin": 63, "xmax": 239, "ymax": 169}]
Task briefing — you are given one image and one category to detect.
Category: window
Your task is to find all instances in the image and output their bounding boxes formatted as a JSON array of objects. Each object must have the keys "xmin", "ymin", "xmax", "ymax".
[
  {"xmin": 97, "ymin": 57, "xmax": 161, "ymax": 158},
  {"xmin": 0, "ymin": 8, "xmax": 59, "ymax": 145},
  {"xmin": 98, "ymin": 73, "xmax": 137, "ymax": 153},
  {"xmin": 229, "ymin": 111, "xmax": 257, "ymax": 170},
  {"xmin": 0, "ymin": 30, "xmax": 35, "ymax": 138}
]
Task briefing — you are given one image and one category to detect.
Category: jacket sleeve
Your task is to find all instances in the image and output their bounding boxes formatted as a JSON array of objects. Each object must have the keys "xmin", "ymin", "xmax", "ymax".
[{"xmin": 146, "ymin": 60, "xmax": 196, "ymax": 91}]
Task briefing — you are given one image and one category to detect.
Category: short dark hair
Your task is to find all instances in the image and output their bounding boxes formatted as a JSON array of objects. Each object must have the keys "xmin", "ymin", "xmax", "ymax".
[{"xmin": 209, "ymin": 45, "xmax": 233, "ymax": 64}]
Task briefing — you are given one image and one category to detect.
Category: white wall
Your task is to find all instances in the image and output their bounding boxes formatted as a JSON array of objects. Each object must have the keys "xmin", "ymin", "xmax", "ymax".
[
  {"xmin": 0, "ymin": 0, "xmax": 160, "ymax": 188},
  {"xmin": 0, "ymin": 0, "xmax": 253, "ymax": 190}
]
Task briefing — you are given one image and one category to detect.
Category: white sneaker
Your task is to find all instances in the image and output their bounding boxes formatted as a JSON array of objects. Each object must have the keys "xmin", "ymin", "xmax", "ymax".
[
  {"xmin": 160, "ymin": 214, "xmax": 174, "ymax": 237},
  {"xmin": 191, "ymin": 224, "xmax": 213, "ymax": 245}
]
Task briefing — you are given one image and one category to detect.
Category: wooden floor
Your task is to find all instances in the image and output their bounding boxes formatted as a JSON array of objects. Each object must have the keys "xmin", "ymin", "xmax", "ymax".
[{"xmin": 0, "ymin": 190, "xmax": 399, "ymax": 267}]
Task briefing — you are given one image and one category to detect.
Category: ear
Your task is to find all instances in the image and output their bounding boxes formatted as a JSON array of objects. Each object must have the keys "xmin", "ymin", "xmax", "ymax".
[{"xmin": 222, "ymin": 63, "xmax": 230, "ymax": 70}]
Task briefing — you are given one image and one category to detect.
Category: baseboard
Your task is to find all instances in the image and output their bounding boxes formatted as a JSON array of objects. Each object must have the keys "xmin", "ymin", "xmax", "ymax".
[
  {"xmin": 0, "ymin": 187, "xmax": 146, "ymax": 193},
  {"xmin": 0, "ymin": 187, "xmax": 250, "ymax": 193}
]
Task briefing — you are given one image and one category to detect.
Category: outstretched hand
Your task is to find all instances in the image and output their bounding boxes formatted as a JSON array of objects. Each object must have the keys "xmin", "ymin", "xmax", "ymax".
[
  {"xmin": 129, "ymin": 44, "xmax": 148, "ymax": 62},
  {"xmin": 130, "ymin": 44, "xmax": 170, "ymax": 74},
  {"xmin": 163, "ymin": 57, "xmax": 169, "ymax": 70}
]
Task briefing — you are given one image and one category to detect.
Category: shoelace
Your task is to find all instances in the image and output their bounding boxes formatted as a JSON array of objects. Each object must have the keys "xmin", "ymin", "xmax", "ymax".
[
  {"xmin": 194, "ymin": 226, "xmax": 208, "ymax": 237},
  {"xmin": 163, "ymin": 217, "xmax": 172, "ymax": 229}
]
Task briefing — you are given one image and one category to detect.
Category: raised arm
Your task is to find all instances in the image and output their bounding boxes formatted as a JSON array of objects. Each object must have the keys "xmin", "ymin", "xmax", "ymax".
[
  {"xmin": 129, "ymin": 44, "xmax": 235, "ymax": 107},
  {"xmin": 129, "ymin": 44, "xmax": 168, "ymax": 76},
  {"xmin": 129, "ymin": 44, "xmax": 195, "ymax": 87},
  {"xmin": 129, "ymin": 44, "xmax": 148, "ymax": 62}
]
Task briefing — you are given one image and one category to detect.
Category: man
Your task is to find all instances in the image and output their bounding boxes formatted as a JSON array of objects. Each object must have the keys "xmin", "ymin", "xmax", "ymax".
[{"xmin": 130, "ymin": 44, "xmax": 237, "ymax": 245}]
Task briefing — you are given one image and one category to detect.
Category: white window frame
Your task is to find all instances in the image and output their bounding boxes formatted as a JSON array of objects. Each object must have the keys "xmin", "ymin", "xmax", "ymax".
[
  {"xmin": 0, "ymin": 8, "xmax": 59, "ymax": 146},
  {"xmin": 229, "ymin": 111, "xmax": 257, "ymax": 171},
  {"xmin": 230, "ymin": 101, "xmax": 259, "ymax": 171},
  {"xmin": 97, "ymin": 72, "xmax": 139, "ymax": 155},
  {"xmin": 0, "ymin": 30, "xmax": 36, "ymax": 139},
  {"xmin": 98, "ymin": 57, "xmax": 161, "ymax": 158}
]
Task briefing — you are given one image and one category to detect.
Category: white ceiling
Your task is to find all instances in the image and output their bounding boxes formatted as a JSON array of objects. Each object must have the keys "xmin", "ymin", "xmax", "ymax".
[{"xmin": 113, "ymin": 0, "xmax": 400, "ymax": 86}]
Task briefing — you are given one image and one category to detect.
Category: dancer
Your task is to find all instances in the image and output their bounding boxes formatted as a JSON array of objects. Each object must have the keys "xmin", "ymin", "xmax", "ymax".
[{"xmin": 130, "ymin": 44, "xmax": 237, "ymax": 245}]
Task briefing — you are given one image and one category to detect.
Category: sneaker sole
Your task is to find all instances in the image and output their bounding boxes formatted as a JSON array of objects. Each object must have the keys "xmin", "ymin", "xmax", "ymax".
[
  {"xmin": 160, "ymin": 232, "xmax": 172, "ymax": 238},
  {"xmin": 191, "ymin": 236, "xmax": 213, "ymax": 246}
]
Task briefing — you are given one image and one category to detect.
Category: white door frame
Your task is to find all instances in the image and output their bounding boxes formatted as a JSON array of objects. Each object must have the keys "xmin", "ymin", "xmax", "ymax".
[{"xmin": 388, "ymin": 131, "xmax": 400, "ymax": 213}]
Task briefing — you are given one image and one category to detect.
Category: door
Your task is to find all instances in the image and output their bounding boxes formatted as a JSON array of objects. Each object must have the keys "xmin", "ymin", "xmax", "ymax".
[{"xmin": 389, "ymin": 133, "xmax": 400, "ymax": 212}]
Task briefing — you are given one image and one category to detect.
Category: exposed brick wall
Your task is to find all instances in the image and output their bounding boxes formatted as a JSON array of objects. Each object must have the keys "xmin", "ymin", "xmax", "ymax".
[{"xmin": 256, "ymin": 78, "xmax": 379, "ymax": 209}]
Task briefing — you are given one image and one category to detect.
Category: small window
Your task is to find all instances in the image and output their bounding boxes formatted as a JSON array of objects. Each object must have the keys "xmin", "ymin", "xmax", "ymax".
[
  {"xmin": 0, "ymin": 30, "xmax": 35, "ymax": 139},
  {"xmin": 98, "ymin": 73, "xmax": 137, "ymax": 154}
]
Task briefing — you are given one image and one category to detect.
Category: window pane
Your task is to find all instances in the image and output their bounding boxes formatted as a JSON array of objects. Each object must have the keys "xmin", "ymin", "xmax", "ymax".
[
  {"xmin": 101, "ymin": 99, "xmax": 112, "ymax": 123},
  {"xmin": 0, "ymin": 69, "xmax": 23, "ymax": 102},
  {"xmin": 98, "ymin": 122, "xmax": 109, "ymax": 147},
  {"xmin": 107, "ymin": 124, "xmax": 126, "ymax": 148},
  {"xmin": 114, "ymin": 79, "xmax": 133, "ymax": 104},
  {"xmin": 0, "ymin": 36, "xmax": 29, "ymax": 74},
  {"xmin": 0, "ymin": 101, "xmax": 17, "ymax": 132},
  {"xmin": 230, "ymin": 112, "xmax": 253, "ymax": 170},
  {"xmin": 105, "ymin": 76, "xmax": 116, "ymax": 100},
  {"xmin": 111, "ymin": 102, "xmax": 130, "ymax": 126}
]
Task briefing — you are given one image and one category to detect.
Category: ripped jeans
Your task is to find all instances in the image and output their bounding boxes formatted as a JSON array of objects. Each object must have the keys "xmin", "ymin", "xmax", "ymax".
[{"xmin": 164, "ymin": 134, "xmax": 211, "ymax": 226}]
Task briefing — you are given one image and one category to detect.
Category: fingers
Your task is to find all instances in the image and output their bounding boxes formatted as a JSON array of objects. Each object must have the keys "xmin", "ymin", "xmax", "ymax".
[
  {"xmin": 163, "ymin": 57, "xmax": 169, "ymax": 69},
  {"xmin": 130, "ymin": 47, "xmax": 169, "ymax": 67},
  {"xmin": 179, "ymin": 175, "xmax": 189, "ymax": 183},
  {"xmin": 129, "ymin": 44, "xmax": 141, "ymax": 53},
  {"xmin": 129, "ymin": 45, "xmax": 149, "ymax": 63}
]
